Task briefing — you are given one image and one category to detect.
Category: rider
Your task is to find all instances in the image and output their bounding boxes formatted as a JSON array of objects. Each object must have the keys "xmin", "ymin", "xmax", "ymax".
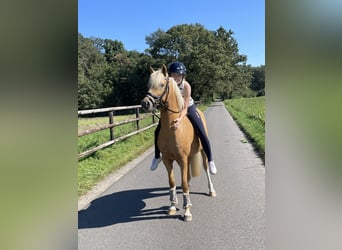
[{"xmin": 150, "ymin": 61, "xmax": 217, "ymax": 175}]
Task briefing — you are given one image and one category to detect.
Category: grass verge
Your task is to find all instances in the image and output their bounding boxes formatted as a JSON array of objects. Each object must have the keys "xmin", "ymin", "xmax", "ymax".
[
  {"xmin": 223, "ymin": 97, "xmax": 265, "ymax": 160},
  {"xmin": 78, "ymin": 127, "xmax": 154, "ymax": 197}
]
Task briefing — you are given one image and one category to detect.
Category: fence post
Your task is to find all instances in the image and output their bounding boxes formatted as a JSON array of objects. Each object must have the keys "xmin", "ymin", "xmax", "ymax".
[
  {"xmin": 109, "ymin": 111, "xmax": 114, "ymax": 140},
  {"xmin": 135, "ymin": 108, "xmax": 140, "ymax": 130}
]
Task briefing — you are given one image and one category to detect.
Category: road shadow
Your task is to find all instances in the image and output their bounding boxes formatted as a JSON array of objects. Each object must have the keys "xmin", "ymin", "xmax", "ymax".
[{"xmin": 78, "ymin": 186, "xmax": 210, "ymax": 229}]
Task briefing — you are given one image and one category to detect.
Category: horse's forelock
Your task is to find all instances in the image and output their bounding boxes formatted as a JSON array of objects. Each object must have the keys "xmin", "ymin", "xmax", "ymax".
[{"xmin": 149, "ymin": 69, "xmax": 164, "ymax": 89}]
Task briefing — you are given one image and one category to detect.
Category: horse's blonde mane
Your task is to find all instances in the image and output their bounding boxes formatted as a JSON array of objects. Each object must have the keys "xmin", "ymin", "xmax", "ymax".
[{"xmin": 149, "ymin": 69, "xmax": 184, "ymax": 110}]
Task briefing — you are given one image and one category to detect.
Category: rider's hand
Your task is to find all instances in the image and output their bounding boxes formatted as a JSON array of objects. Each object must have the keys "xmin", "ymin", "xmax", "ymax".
[{"xmin": 172, "ymin": 108, "xmax": 186, "ymax": 130}]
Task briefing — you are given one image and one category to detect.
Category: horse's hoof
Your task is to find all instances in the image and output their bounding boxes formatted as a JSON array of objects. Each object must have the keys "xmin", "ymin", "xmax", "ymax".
[
  {"xmin": 183, "ymin": 208, "xmax": 192, "ymax": 222},
  {"xmin": 168, "ymin": 208, "xmax": 177, "ymax": 215},
  {"xmin": 209, "ymin": 191, "xmax": 217, "ymax": 197},
  {"xmin": 183, "ymin": 214, "xmax": 192, "ymax": 222}
]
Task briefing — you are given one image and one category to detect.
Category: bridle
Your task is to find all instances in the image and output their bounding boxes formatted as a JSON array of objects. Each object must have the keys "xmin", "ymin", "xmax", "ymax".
[{"xmin": 146, "ymin": 77, "xmax": 182, "ymax": 114}]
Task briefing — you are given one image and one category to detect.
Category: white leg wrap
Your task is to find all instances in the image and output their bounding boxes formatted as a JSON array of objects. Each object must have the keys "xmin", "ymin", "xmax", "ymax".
[
  {"xmin": 170, "ymin": 187, "xmax": 178, "ymax": 205},
  {"xmin": 183, "ymin": 193, "xmax": 192, "ymax": 208}
]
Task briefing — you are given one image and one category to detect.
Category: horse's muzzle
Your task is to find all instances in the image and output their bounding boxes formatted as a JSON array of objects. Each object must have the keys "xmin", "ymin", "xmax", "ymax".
[{"xmin": 141, "ymin": 97, "xmax": 155, "ymax": 112}]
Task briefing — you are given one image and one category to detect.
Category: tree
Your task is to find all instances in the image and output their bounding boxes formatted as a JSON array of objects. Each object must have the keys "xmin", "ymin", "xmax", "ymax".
[
  {"xmin": 145, "ymin": 24, "xmax": 251, "ymax": 102},
  {"xmin": 78, "ymin": 33, "xmax": 112, "ymax": 109},
  {"xmin": 250, "ymin": 65, "xmax": 265, "ymax": 96},
  {"xmin": 103, "ymin": 39, "xmax": 125, "ymax": 63}
]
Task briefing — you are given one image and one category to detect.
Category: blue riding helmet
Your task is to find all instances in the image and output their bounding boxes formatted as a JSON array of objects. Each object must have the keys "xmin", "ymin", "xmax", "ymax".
[{"xmin": 168, "ymin": 62, "xmax": 186, "ymax": 75}]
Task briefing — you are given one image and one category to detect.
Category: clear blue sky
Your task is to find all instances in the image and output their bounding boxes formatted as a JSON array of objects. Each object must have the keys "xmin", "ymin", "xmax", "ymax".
[{"xmin": 78, "ymin": 0, "xmax": 264, "ymax": 66}]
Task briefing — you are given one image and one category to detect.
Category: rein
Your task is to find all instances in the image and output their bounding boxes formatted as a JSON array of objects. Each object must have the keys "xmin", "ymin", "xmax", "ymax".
[{"xmin": 147, "ymin": 77, "xmax": 183, "ymax": 114}]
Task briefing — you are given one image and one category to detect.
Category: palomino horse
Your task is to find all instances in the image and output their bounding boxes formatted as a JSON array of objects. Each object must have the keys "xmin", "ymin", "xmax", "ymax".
[{"xmin": 141, "ymin": 65, "xmax": 216, "ymax": 222}]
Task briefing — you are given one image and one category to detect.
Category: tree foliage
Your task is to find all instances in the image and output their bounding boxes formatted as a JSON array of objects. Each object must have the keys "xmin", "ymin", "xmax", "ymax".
[
  {"xmin": 78, "ymin": 33, "xmax": 111, "ymax": 109},
  {"xmin": 250, "ymin": 65, "xmax": 265, "ymax": 96},
  {"xmin": 78, "ymin": 33, "xmax": 152, "ymax": 110},
  {"xmin": 78, "ymin": 24, "xmax": 265, "ymax": 110},
  {"xmin": 145, "ymin": 24, "xmax": 254, "ymax": 101}
]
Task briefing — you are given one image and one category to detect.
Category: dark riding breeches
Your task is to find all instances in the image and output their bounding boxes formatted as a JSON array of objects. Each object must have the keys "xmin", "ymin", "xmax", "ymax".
[{"xmin": 154, "ymin": 105, "xmax": 213, "ymax": 161}]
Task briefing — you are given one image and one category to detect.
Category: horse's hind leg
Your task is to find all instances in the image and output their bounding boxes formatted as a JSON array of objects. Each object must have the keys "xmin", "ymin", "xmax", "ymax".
[{"xmin": 202, "ymin": 150, "xmax": 217, "ymax": 197}]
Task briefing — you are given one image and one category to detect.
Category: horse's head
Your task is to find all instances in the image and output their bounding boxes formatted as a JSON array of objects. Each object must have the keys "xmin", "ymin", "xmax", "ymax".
[{"xmin": 141, "ymin": 64, "xmax": 169, "ymax": 112}]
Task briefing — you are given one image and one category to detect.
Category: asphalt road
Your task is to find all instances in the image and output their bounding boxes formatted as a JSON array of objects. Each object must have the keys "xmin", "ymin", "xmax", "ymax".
[{"xmin": 78, "ymin": 102, "xmax": 265, "ymax": 250}]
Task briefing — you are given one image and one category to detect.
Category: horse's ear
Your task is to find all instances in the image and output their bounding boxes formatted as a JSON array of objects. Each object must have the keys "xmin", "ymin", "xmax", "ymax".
[
  {"xmin": 161, "ymin": 64, "xmax": 168, "ymax": 76},
  {"xmin": 150, "ymin": 66, "xmax": 155, "ymax": 73}
]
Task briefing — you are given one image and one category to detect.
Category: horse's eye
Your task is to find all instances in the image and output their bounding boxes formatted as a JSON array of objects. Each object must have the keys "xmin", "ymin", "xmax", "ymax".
[{"xmin": 160, "ymin": 83, "xmax": 165, "ymax": 88}]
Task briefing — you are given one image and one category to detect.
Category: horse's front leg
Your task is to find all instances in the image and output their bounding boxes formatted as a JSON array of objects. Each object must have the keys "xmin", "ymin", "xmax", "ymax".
[
  {"xmin": 183, "ymin": 193, "xmax": 192, "ymax": 222},
  {"xmin": 179, "ymin": 158, "xmax": 192, "ymax": 222},
  {"xmin": 163, "ymin": 159, "xmax": 178, "ymax": 215},
  {"xmin": 187, "ymin": 157, "xmax": 192, "ymax": 187}
]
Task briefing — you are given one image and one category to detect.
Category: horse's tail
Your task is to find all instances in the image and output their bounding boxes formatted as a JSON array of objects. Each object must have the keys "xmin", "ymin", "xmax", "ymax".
[{"xmin": 190, "ymin": 151, "xmax": 202, "ymax": 177}]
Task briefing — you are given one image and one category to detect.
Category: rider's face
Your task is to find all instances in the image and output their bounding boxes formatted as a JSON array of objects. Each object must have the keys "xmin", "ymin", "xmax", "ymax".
[{"xmin": 170, "ymin": 73, "xmax": 182, "ymax": 84}]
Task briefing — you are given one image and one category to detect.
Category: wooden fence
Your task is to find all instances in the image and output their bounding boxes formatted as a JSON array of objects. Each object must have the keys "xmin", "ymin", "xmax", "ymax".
[{"xmin": 78, "ymin": 105, "xmax": 158, "ymax": 160}]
